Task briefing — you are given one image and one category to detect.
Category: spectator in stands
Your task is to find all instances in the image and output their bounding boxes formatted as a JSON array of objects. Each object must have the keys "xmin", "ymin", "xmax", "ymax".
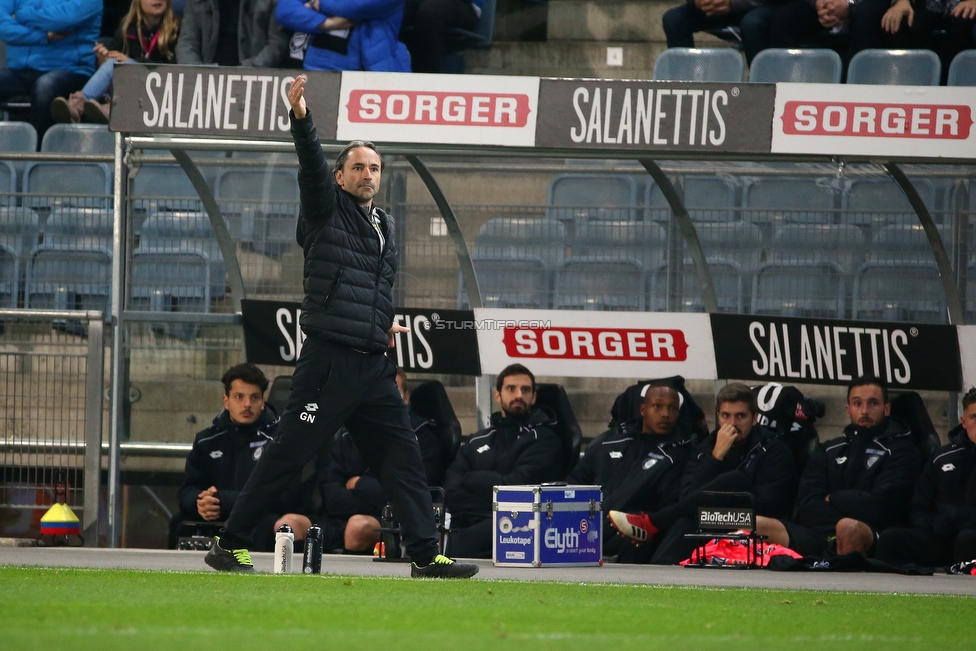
[
  {"xmin": 0, "ymin": 0, "xmax": 103, "ymax": 140},
  {"xmin": 766, "ymin": 0, "xmax": 890, "ymax": 70},
  {"xmin": 875, "ymin": 387, "xmax": 976, "ymax": 568},
  {"xmin": 567, "ymin": 379, "xmax": 696, "ymax": 563},
  {"xmin": 52, "ymin": 0, "xmax": 180, "ymax": 124},
  {"xmin": 880, "ymin": 0, "xmax": 976, "ymax": 84},
  {"xmin": 275, "ymin": 0, "xmax": 411, "ymax": 71},
  {"xmin": 170, "ymin": 363, "xmax": 282, "ymax": 551},
  {"xmin": 444, "ymin": 364, "xmax": 562, "ymax": 558},
  {"xmin": 399, "ymin": 0, "xmax": 480, "ymax": 73},
  {"xmin": 754, "ymin": 375, "xmax": 924, "ymax": 558},
  {"xmin": 175, "ymin": 0, "xmax": 288, "ymax": 67},
  {"xmin": 661, "ymin": 0, "xmax": 781, "ymax": 65},
  {"xmin": 274, "ymin": 368, "xmax": 446, "ymax": 554},
  {"xmin": 608, "ymin": 383, "xmax": 798, "ymax": 564}
]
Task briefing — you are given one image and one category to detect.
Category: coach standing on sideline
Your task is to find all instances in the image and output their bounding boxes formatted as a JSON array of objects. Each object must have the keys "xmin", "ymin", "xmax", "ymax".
[{"xmin": 205, "ymin": 75, "xmax": 477, "ymax": 578}]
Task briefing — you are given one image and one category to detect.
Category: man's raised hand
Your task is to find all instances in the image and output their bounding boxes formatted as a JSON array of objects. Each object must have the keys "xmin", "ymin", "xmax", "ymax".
[{"xmin": 289, "ymin": 74, "xmax": 308, "ymax": 119}]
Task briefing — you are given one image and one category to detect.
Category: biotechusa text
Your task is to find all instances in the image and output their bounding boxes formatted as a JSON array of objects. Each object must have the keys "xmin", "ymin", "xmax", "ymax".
[
  {"xmin": 141, "ymin": 70, "xmax": 295, "ymax": 131},
  {"xmin": 428, "ymin": 319, "xmax": 552, "ymax": 331},
  {"xmin": 748, "ymin": 321, "xmax": 913, "ymax": 384},
  {"xmin": 698, "ymin": 510, "xmax": 753, "ymax": 526},
  {"xmin": 569, "ymin": 86, "xmax": 732, "ymax": 146}
]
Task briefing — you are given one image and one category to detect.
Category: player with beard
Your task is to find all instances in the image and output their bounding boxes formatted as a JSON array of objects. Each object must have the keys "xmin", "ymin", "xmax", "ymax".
[
  {"xmin": 443, "ymin": 364, "xmax": 563, "ymax": 558},
  {"xmin": 755, "ymin": 375, "xmax": 923, "ymax": 558}
]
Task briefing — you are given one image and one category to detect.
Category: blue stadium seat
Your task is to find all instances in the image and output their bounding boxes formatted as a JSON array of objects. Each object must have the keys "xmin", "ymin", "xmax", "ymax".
[
  {"xmin": 749, "ymin": 48, "xmax": 842, "ymax": 83},
  {"xmin": 651, "ymin": 221, "xmax": 761, "ymax": 313},
  {"xmin": 843, "ymin": 177, "xmax": 938, "ymax": 225},
  {"xmin": 0, "ymin": 207, "xmax": 41, "ymax": 264},
  {"xmin": 23, "ymin": 162, "xmax": 112, "ymax": 210},
  {"xmin": 948, "ymin": 50, "xmax": 976, "ymax": 86},
  {"xmin": 770, "ymin": 223, "xmax": 866, "ymax": 273},
  {"xmin": 26, "ymin": 208, "xmax": 113, "ymax": 313},
  {"xmin": 41, "ymin": 124, "xmax": 115, "ymax": 154},
  {"xmin": 468, "ymin": 255, "xmax": 550, "ymax": 309},
  {"xmin": 215, "ymin": 168, "xmax": 300, "ymax": 255},
  {"xmin": 683, "ymin": 174, "xmax": 737, "ymax": 221},
  {"xmin": 136, "ymin": 210, "xmax": 226, "ymax": 301},
  {"xmin": 458, "ymin": 218, "xmax": 565, "ymax": 308},
  {"xmin": 554, "ymin": 257, "xmax": 645, "ymax": 311},
  {"xmin": 0, "ymin": 237, "xmax": 19, "ymax": 308},
  {"xmin": 546, "ymin": 174, "xmax": 639, "ymax": 222},
  {"xmin": 752, "ymin": 262, "xmax": 846, "ymax": 319},
  {"xmin": 572, "ymin": 219, "xmax": 667, "ymax": 272},
  {"xmin": 743, "ymin": 176, "xmax": 838, "ymax": 224},
  {"xmin": 852, "ymin": 224, "xmax": 949, "ymax": 323},
  {"xmin": 0, "ymin": 121, "xmax": 38, "ymax": 155},
  {"xmin": 653, "ymin": 47, "xmax": 745, "ymax": 82},
  {"xmin": 0, "ymin": 161, "xmax": 15, "ymax": 207},
  {"xmin": 473, "ymin": 217, "xmax": 566, "ymax": 268},
  {"xmin": 847, "ymin": 49, "xmax": 941, "ymax": 86},
  {"xmin": 132, "ymin": 164, "xmax": 205, "ymax": 213}
]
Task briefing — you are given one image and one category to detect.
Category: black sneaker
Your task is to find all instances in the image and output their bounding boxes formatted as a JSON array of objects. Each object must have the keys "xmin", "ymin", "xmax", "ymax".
[
  {"xmin": 411, "ymin": 554, "xmax": 479, "ymax": 578},
  {"xmin": 205, "ymin": 536, "xmax": 255, "ymax": 572}
]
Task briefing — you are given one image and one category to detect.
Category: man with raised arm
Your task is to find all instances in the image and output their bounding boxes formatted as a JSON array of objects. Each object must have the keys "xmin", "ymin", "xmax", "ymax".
[{"xmin": 204, "ymin": 75, "xmax": 477, "ymax": 578}]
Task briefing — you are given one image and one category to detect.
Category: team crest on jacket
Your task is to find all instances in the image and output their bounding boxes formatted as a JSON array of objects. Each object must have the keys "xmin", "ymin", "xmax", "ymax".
[
  {"xmin": 835, "ymin": 456, "xmax": 847, "ymax": 465},
  {"xmin": 609, "ymin": 451, "xmax": 623, "ymax": 459},
  {"xmin": 942, "ymin": 463, "xmax": 956, "ymax": 472},
  {"xmin": 866, "ymin": 456, "xmax": 879, "ymax": 469},
  {"xmin": 643, "ymin": 457, "xmax": 659, "ymax": 470},
  {"xmin": 253, "ymin": 446, "xmax": 263, "ymax": 461},
  {"xmin": 210, "ymin": 450, "xmax": 223, "ymax": 459}
]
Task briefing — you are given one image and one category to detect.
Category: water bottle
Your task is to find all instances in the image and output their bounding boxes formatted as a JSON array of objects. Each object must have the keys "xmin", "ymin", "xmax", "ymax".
[
  {"xmin": 274, "ymin": 524, "xmax": 295, "ymax": 574},
  {"xmin": 302, "ymin": 524, "xmax": 323, "ymax": 574}
]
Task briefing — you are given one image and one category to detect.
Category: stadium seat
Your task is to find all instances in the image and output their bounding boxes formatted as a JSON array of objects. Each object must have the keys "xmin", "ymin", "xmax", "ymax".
[
  {"xmin": 653, "ymin": 47, "xmax": 745, "ymax": 82},
  {"xmin": 26, "ymin": 207, "xmax": 113, "ymax": 314},
  {"xmin": 465, "ymin": 255, "xmax": 550, "ymax": 309},
  {"xmin": 852, "ymin": 224, "xmax": 949, "ymax": 323},
  {"xmin": 534, "ymin": 383, "xmax": 582, "ymax": 477},
  {"xmin": 947, "ymin": 50, "xmax": 976, "ymax": 86},
  {"xmin": 40, "ymin": 124, "xmax": 115, "ymax": 154},
  {"xmin": 571, "ymin": 219, "xmax": 666, "ymax": 272},
  {"xmin": 0, "ymin": 161, "xmax": 15, "ymax": 207},
  {"xmin": 654, "ymin": 221, "xmax": 762, "ymax": 313},
  {"xmin": 743, "ymin": 176, "xmax": 838, "ymax": 224},
  {"xmin": 843, "ymin": 177, "xmax": 938, "ymax": 225},
  {"xmin": 0, "ymin": 207, "xmax": 41, "ymax": 275},
  {"xmin": 847, "ymin": 49, "xmax": 941, "ymax": 86},
  {"xmin": 545, "ymin": 174, "xmax": 639, "ymax": 222},
  {"xmin": 752, "ymin": 261, "xmax": 846, "ymax": 319},
  {"xmin": 215, "ymin": 168, "xmax": 300, "ymax": 255},
  {"xmin": 23, "ymin": 162, "xmax": 112, "ymax": 210},
  {"xmin": 0, "ymin": 237, "xmax": 19, "ymax": 308},
  {"xmin": 471, "ymin": 217, "xmax": 566, "ymax": 268},
  {"xmin": 554, "ymin": 256, "xmax": 645, "ymax": 311},
  {"xmin": 135, "ymin": 210, "xmax": 226, "ymax": 301},
  {"xmin": 682, "ymin": 174, "xmax": 737, "ymax": 222},
  {"xmin": 0, "ymin": 121, "xmax": 38, "ymax": 155},
  {"xmin": 132, "ymin": 164, "xmax": 205, "ymax": 213},
  {"xmin": 749, "ymin": 48, "xmax": 842, "ymax": 83},
  {"xmin": 770, "ymin": 223, "xmax": 866, "ymax": 273}
]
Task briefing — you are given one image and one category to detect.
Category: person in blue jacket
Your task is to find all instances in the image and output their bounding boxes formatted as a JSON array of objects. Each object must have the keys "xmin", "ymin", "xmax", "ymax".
[
  {"xmin": 275, "ymin": 0, "xmax": 410, "ymax": 71},
  {"xmin": 0, "ymin": 0, "xmax": 103, "ymax": 139}
]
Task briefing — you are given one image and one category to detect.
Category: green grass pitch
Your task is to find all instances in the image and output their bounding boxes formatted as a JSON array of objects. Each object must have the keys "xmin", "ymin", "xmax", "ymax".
[{"xmin": 1, "ymin": 566, "xmax": 973, "ymax": 650}]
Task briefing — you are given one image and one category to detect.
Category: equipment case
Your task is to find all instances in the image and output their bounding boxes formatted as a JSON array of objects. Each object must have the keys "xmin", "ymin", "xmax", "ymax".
[{"xmin": 492, "ymin": 484, "xmax": 602, "ymax": 567}]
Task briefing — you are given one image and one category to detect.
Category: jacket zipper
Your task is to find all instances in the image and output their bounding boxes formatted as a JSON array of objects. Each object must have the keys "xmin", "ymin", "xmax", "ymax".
[
  {"xmin": 323, "ymin": 267, "xmax": 344, "ymax": 311},
  {"xmin": 368, "ymin": 211, "xmax": 385, "ymax": 347}
]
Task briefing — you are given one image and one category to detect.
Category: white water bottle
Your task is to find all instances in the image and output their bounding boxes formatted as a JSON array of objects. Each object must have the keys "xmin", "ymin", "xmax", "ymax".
[{"xmin": 274, "ymin": 524, "xmax": 295, "ymax": 574}]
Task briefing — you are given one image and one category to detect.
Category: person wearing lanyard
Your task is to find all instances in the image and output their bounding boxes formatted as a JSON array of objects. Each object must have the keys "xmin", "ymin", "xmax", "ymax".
[
  {"xmin": 51, "ymin": 0, "xmax": 181, "ymax": 124},
  {"xmin": 204, "ymin": 74, "xmax": 480, "ymax": 579}
]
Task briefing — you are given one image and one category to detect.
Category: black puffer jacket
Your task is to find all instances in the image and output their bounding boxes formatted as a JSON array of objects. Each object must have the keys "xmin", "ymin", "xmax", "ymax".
[
  {"xmin": 176, "ymin": 407, "xmax": 278, "ymax": 520},
  {"xmin": 568, "ymin": 419, "xmax": 696, "ymax": 514},
  {"xmin": 795, "ymin": 416, "xmax": 923, "ymax": 530},
  {"xmin": 681, "ymin": 425, "xmax": 798, "ymax": 519},
  {"xmin": 320, "ymin": 412, "xmax": 446, "ymax": 519},
  {"xmin": 291, "ymin": 110, "xmax": 397, "ymax": 353},
  {"xmin": 910, "ymin": 425, "xmax": 976, "ymax": 538},
  {"xmin": 444, "ymin": 407, "xmax": 563, "ymax": 524}
]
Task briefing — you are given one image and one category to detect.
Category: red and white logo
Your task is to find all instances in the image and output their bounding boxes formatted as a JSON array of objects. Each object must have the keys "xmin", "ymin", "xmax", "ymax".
[
  {"xmin": 502, "ymin": 327, "xmax": 689, "ymax": 361},
  {"xmin": 780, "ymin": 101, "xmax": 972, "ymax": 140},
  {"xmin": 346, "ymin": 90, "xmax": 531, "ymax": 127},
  {"xmin": 336, "ymin": 72, "xmax": 540, "ymax": 146}
]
